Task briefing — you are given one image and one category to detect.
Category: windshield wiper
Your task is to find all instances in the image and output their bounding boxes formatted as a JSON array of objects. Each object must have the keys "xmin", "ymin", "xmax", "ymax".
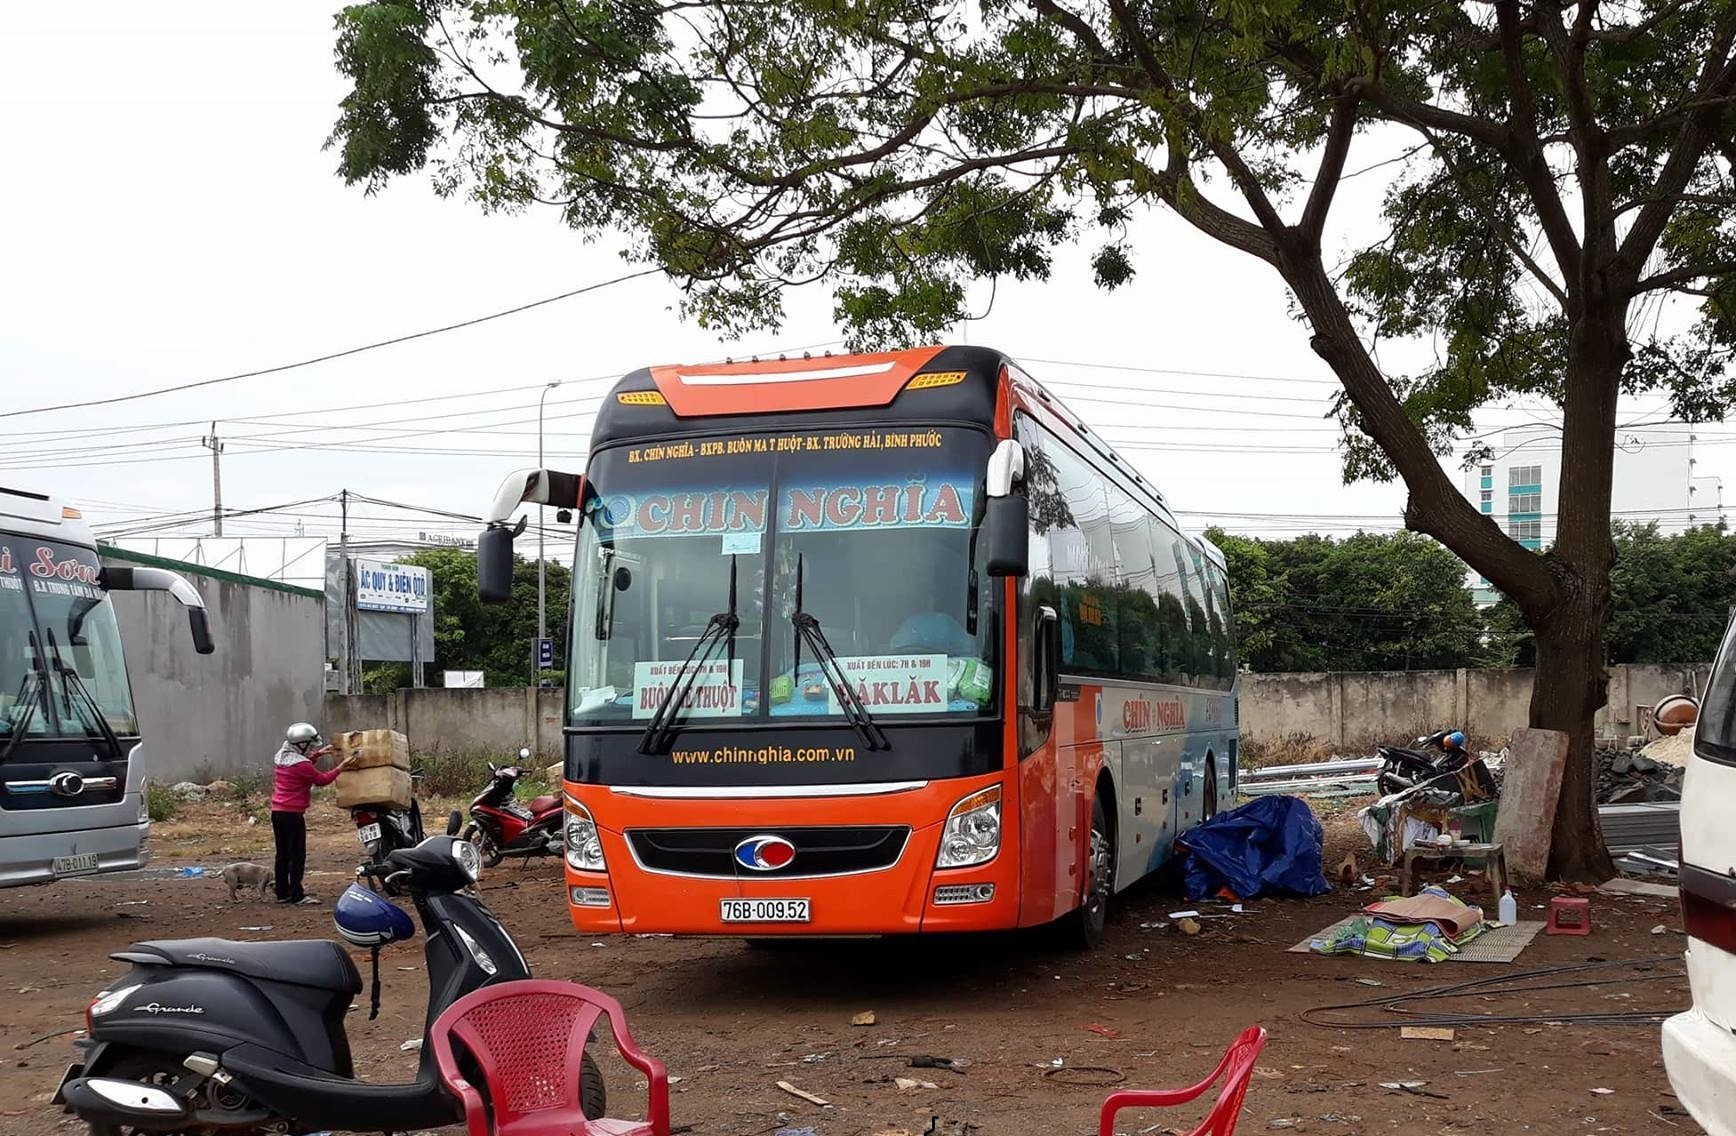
[
  {"xmin": 637, "ymin": 556, "xmax": 740, "ymax": 755},
  {"xmin": 44, "ymin": 629, "xmax": 126, "ymax": 761},
  {"xmin": 790, "ymin": 555, "xmax": 888, "ymax": 751},
  {"xmin": 0, "ymin": 632, "xmax": 49, "ymax": 760}
]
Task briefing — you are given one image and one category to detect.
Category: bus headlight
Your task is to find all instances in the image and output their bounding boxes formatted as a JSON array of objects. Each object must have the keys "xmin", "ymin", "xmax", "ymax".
[
  {"xmin": 564, "ymin": 797, "xmax": 606, "ymax": 873},
  {"xmin": 936, "ymin": 786, "xmax": 1001, "ymax": 869}
]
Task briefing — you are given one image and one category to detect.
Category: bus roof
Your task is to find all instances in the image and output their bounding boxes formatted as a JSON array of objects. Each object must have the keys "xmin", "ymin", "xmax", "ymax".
[
  {"xmin": 590, "ymin": 343, "xmax": 1202, "ymax": 546},
  {"xmin": 0, "ymin": 484, "xmax": 97, "ymax": 546}
]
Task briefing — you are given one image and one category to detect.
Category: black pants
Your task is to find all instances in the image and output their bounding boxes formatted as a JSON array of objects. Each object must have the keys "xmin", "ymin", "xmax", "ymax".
[{"xmin": 271, "ymin": 811, "xmax": 308, "ymax": 902}]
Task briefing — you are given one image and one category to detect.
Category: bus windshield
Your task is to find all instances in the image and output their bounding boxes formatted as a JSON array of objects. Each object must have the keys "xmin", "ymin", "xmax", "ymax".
[
  {"xmin": 0, "ymin": 536, "xmax": 139, "ymax": 741},
  {"xmin": 569, "ymin": 426, "xmax": 996, "ymax": 726}
]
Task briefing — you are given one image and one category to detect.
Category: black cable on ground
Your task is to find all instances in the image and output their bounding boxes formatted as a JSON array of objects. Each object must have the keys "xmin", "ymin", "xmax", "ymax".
[{"xmin": 1299, "ymin": 955, "xmax": 1685, "ymax": 1030}]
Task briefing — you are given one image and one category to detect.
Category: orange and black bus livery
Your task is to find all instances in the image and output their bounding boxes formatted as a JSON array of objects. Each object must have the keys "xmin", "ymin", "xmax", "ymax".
[{"xmin": 479, "ymin": 345, "xmax": 1237, "ymax": 945}]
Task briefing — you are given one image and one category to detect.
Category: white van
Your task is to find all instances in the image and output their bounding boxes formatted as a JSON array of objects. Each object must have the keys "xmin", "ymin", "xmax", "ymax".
[{"xmin": 1663, "ymin": 611, "xmax": 1736, "ymax": 1134}]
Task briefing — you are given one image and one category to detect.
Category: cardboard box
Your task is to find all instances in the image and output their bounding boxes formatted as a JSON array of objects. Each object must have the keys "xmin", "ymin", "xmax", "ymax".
[
  {"xmin": 334, "ymin": 729, "xmax": 411, "ymax": 771},
  {"xmin": 335, "ymin": 765, "xmax": 413, "ymax": 810}
]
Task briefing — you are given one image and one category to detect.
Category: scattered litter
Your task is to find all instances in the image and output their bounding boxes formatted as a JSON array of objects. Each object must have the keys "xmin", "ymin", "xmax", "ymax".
[
  {"xmin": 1269, "ymin": 1121, "xmax": 1299, "ymax": 1130},
  {"xmin": 1591, "ymin": 1087, "xmax": 1615, "ymax": 1096},
  {"xmin": 114, "ymin": 901, "xmax": 149, "ymax": 907},
  {"xmin": 397, "ymin": 966, "xmax": 419, "ymax": 971},
  {"xmin": 1123, "ymin": 953, "xmax": 1145, "ymax": 961},
  {"xmin": 851, "ymin": 1010, "xmax": 877, "ymax": 1027},
  {"xmin": 238, "ymin": 926, "xmax": 273, "ymax": 932},
  {"xmin": 174, "ymin": 867, "xmax": 208, "ymax": 878},
  {"xmin": 1400, "ymin": 1027, "xmax": 1455, "ymax": 1041},
  {"xmin": 1652, "ymin": 925, "xmax": 1670, "ymax": 935},
  {"xmin": 1445, "ymin": 875, "xmax": 1464, "ymax": 885},
  {"xmin": 773, "ymin": 1128, "xmax": 817, "ymax": 1136},
  {"xmin": 1454, "ymin": 1068, "xmax": 1503, "ymax": 1076},
  {"xmin": 1177, "ymin": 918, "xmax": 1201, "ymax": 936},
  {"xmin": 591, "ymin": 942, "xmax": 605, "ymax": 949},
  {"xmin": 801, "ymin": 1054, "xmax": 829, "ymax": 1064},
  {"xmin": 1380, "ymin": 1081, "xmax": 1448, "ymax": 1099},
  {"xmin": 1083, "ymin": 1024, "xmax": 1122, "ymax": 1039},
  {"xmin": 1352, "ymin": 978, "xmax": 1384, "ymax": 987},
  {"xmin": 907, "ymin": 1055, "xmax": 969, "ymax": 1071},
  {"xmin": 1167, "ymin": 910, "xmax": 1200, "ymax": 920},
  {"xmin": 399, "ymin": 1039, "xmax": 422, "ymax": 1053},
  {"xmin": 894, "ymin": 1077, "xmax": 938, "ymax": 1091},
  {"xmin": 775, "ymin": 1081, "xmax": 830, "ymax": 1107},
  {"xmin": 1041, "ymin": 1065, "xmax": 1125, "ymax": 1086}
]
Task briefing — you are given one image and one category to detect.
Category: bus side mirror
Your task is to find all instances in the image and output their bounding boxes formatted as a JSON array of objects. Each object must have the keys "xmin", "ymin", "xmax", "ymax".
[
  {"xmin": 986, "ymin": 494, "xmax": 1029, "ymax": 578},
  {"xmin": 186, "ymin": 608, "xmax": 215, "ymax": 655},
  {"xmin": 985, "ymin": 439, "xmax": 1029, "ymax": 578},
  {"xmin": 477, "ymin": 520, "xmax": 523, "ymax": 604},
  {"xmin": 104, "ymin": 565, "xmax": 215, "ymax": 655},
  {"xmin": 1033, "ymin": 604, "xmax": 1060, "ymax": 712}
]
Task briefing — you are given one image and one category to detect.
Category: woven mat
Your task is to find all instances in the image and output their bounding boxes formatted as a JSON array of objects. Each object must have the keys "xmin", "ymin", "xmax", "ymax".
[{"xmin": 1286, "ymin": 917, "xmax": 1545, "ymax": 964}]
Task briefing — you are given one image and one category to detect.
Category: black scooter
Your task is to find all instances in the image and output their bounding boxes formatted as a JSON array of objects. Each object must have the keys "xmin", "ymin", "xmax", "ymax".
[{"xmin": 55, "ymin": 832, "xmax": 604, "ymax": 1134}]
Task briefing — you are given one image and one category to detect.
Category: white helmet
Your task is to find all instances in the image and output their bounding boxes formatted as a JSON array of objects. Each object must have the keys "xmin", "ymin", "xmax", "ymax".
[{"xmin": 285, "ymin": 722, "xmax": 321, "ymax": 752}]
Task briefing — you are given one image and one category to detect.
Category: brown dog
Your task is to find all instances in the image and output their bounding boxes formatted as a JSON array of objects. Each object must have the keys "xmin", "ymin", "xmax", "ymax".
[{"xmin": 220, "ymin": 862, "xmax": 272, "ymax": 902}]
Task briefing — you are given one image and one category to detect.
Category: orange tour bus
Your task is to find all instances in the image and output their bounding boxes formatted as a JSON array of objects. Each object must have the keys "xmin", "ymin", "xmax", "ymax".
[{"xmin": 478, "ymin": 345, "xmax": 1238, "ymax": 946}]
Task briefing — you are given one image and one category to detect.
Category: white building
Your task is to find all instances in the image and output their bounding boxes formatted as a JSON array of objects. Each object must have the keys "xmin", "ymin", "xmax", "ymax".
[{"xmin": 1463, "ymin": 422, "xmax": 1727, "ymax": 604}]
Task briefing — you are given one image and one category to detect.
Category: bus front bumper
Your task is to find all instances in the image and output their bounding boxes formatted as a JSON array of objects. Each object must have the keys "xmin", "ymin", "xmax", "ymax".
[
  {"xmin": 0, "ymin": 820, "xmax": 150, "ymax": 889},
  {"xmin": 562, "ymin": 784, "xmax": 1021, "ymax": 935}
]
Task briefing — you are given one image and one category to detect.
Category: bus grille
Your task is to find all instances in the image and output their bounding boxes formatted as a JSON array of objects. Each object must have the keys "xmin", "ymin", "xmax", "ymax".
[{"xmin": 626, "ymin": 825, "xmax": 910, "ymax": 878}]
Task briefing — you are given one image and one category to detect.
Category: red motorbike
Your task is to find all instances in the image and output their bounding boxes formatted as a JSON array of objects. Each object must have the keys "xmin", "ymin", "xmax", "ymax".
[{"xmin": 460, "ymin": 748, "xmax": 564, "ymax": 867}]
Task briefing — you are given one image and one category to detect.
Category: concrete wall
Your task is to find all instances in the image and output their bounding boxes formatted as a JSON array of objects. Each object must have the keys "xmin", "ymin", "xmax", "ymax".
[
  {"xmin": 1241, "ymin": 662, "xmax": 1712, "ymax": 754},
  {"xmin": 104, "ymin": 546, "xmax": 325, "ymax": 783},
  {"xmin": 323, "ymin": 687, "xmax": 563, "ymax": 759},
  {"xmin": 320, "ymin": 662, "xmax": 1716, "ymax": 764}
]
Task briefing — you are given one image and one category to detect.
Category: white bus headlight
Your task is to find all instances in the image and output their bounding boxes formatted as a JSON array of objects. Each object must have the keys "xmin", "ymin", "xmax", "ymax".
[
  {"xmin": 936, "ymin": 786, "xmax": 1001, "ymax": 869},
  {"xmin": 564, "ymin": 797, "xmax": 606, "ymax": 872}
]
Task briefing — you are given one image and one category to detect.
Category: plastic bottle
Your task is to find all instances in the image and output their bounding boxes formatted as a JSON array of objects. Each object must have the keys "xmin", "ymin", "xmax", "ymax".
[{"xmin": 1498, "ymin": 889, "xmax": 1518, "ymax": 925}]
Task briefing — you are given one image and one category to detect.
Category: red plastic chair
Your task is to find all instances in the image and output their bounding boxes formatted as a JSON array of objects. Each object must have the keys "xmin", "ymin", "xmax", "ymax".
[
  {"xmin": 429, "ymin": 978, "xmax": 670, "ymax": 1136},
  {"xmin": 1098, "ymin": 1025, "xmax": 1267, "ymax": 1136}
]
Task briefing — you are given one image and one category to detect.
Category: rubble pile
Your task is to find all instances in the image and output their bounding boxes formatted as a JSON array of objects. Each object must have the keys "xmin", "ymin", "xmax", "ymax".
[{"xmin": 1595, "ymin": 747, "xmax": 1685, "ymax": 804}]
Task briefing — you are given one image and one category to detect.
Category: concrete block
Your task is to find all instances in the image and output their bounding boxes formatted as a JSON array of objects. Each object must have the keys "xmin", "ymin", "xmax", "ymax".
[{"xmin": 1493, "ymin": 727, "xmax": 1570, "ymax": 880}]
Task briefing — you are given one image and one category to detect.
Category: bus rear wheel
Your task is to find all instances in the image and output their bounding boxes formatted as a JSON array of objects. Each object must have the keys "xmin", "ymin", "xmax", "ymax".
[{"xmin": 1059, "ymin": 795, "xmax": 1113, "ymax": 950}]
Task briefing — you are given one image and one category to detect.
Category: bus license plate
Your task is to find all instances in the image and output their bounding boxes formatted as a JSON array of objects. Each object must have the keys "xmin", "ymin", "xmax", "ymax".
[
  {"xmin": 52, "ymin": 854, "xmax": 99, "ymax": 877},
  {"xmin": 356, "ymin": 822, "xmax": 382, "ymax": 844},
  {"xmin": 720, "ymin": 898, "xmax": 810, "ymax": 924}
]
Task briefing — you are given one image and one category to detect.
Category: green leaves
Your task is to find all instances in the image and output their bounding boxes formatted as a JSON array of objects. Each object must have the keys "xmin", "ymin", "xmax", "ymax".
[{"xmin": 1206, "ymin": 527, "xmax": 1500, "ymax": 673}]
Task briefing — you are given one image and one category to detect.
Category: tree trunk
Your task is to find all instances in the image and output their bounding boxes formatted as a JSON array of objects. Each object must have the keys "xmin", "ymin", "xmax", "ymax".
[{"xmin": 1530, "ymin": 597, "xmax": 1617, "ymax": 881}]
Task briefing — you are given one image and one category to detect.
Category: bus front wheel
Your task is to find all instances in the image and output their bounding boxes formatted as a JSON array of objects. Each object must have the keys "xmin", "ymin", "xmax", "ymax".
[{"xmin": 1060, "ymin": 795, "xmax": 1113, "ymax": 950}]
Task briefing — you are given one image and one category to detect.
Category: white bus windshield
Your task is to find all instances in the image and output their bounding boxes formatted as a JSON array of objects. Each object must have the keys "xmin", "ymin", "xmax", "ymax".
[
  {"xmin": 0, "ymin": 537, "xmax": 138, "ymax": 741},
  {"xmin": 568, "ymin": 427, "xmax": 996, "ymax": 726}
]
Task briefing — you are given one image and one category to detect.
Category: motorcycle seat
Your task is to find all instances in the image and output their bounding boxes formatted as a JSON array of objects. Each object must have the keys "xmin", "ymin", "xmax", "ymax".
[
  {"xmin": 119, "ymin": 937, "xmax": 363, "ymax": 995},
  {"xmin": 526, "ymin": 794, "xmax": 559, "ymax": 814},
  {"xmin": 1380, "ymin": 745, "xmax": 1433, "ymax": 763}
]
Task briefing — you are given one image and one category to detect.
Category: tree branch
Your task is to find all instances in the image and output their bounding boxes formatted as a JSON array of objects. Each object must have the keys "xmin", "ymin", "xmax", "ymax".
[
  {"xmin": 1633, "ymin": 260, "xmax": 1736, "ymax": 294},
  {"xmin": 1495, "ymin": 0, "xmax": 1589, "ymax": 286},
  {"xmin": 1619, "ymin": 11, "xmax": 1736, "ymax": 279},
  {"xmin": 1299, "ymin": 92, "xmax": 1359, "ymax": 243}
]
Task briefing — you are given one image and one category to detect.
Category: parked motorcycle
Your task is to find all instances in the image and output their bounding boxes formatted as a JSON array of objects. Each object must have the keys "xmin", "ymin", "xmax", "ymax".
[
  {"xmin": 350, "ymin": 797, "xmax": 425, "ymax": 865},
  {"xmin": 460, "ymin": 747, "xmax": 564, "ymax": 867},
  {"xmin": 55, "ymin": 827, "xmax": 604, "ymax": 1134},
  {"xmin": 1376, "ymin": 728, "xmax": 1489, "ymax": 798}
]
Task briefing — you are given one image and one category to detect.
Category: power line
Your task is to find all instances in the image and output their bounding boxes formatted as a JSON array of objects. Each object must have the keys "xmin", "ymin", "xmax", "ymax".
[{"xmin": 0, "ymin": 267, "xmax": 662, "ymax": 422}]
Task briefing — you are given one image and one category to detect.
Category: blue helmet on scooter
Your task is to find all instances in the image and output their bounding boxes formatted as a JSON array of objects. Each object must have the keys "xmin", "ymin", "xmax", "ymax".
[
  {"xmin": 1443, "ymin": 730, "xmax": 1467, "ymax": 752},
  {"xmin": 333, "ymin": 883, "xmax": 416, "ymax": 948}
]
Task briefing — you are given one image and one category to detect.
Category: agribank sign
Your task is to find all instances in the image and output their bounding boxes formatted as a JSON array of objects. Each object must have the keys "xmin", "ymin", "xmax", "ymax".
[{"xmin": 354, "ymin": 557, "xmax": 431, "ymax": 614}]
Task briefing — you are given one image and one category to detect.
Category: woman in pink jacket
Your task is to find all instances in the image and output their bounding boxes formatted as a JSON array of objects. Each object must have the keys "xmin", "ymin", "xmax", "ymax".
[{"xmin": 271, "ymin": 723, "xmax": 355, "ymax": 904}]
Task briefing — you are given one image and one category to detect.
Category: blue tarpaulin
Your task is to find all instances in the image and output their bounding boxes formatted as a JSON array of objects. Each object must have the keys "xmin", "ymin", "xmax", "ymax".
[{"xmin": 1178, "ymin": 795, "xmax": 1331, "ymax": 901}]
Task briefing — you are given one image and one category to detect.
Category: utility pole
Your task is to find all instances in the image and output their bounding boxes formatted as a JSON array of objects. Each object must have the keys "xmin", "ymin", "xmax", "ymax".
[
  {"xmin": 536, "ymin": 380, "xmax": 562, "ymax": 682},
  {"xmin": 201, "ymin": 422, "xmax": 224, "ymax": 536},
  {"xmin": 339, "ymin": 489, "xmax": 363, "ymax": 695}
]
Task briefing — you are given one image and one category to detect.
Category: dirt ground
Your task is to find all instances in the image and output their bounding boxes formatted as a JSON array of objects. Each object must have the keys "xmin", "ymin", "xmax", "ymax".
[{"xmin": 0, "ymin": 798, "xmax": 1698, "ymax": 1135}]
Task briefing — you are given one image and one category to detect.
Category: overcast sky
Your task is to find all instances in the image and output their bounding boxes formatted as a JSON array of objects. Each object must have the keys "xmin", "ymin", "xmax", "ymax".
[{"xmin": 3, "ymin": 4, "xmax": 1731, "ymax": 572}]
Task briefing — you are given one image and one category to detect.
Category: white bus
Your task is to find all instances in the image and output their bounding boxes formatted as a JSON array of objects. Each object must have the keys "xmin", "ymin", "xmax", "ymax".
[{"xmin": 0, "ymin": 485, "xmax": 212, "ymax": 887}]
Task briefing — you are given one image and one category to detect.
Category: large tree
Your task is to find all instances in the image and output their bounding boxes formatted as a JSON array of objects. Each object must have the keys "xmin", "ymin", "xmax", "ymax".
[{"xmin": 330, "ymin": 1, "xmax": 1736, "ymax": 878}]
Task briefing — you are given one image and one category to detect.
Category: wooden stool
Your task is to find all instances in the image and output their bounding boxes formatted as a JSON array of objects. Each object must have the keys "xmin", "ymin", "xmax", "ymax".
[
  {"xmin": 1546, "ymin": 896, "xmax": 1592, "ymax": 935},
  {"xmin": 1399, "ymin": 841, "xmax": 1508, "ymax": 902}
]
